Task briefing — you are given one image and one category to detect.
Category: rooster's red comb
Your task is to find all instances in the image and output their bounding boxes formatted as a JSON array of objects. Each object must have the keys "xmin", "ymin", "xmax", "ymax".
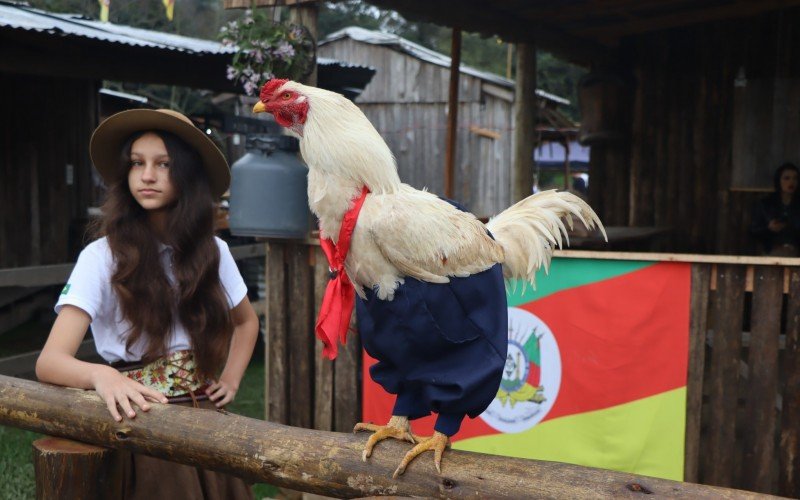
[{"xmin": 260, "ymin": 79, "xmax": 289, "ymax": 102}]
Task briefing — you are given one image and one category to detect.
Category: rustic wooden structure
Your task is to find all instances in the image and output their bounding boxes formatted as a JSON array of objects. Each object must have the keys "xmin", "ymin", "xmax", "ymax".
[
  {"xmin": 0, "ymin": 374, "xmax": 773, "ymax": 499},
  {"xmin": 318, "ymin": 28, "xmax": 570, "ymax": 217},
  {"xmin": 263, "ymin": 239, "xmax": 800, "ymax": 497},
  {"xmin": 358, "ymin": 0, "xmax": 800, "ymax": 254}
]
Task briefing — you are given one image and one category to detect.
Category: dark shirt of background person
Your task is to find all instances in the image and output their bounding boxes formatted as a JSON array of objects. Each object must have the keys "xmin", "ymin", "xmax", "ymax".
[{"xmin": 750, "ymin": 162, "xmax": 800, "ymax": 256}]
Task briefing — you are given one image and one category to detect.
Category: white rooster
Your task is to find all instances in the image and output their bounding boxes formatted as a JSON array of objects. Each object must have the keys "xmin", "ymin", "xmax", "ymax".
[{"xmin": 253, "ymin": 79, "xmax": 605, "ymax": 478}]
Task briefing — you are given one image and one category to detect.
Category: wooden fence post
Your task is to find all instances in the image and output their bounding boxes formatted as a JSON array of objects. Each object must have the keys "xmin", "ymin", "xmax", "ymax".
[{"xmin": 33, "ymin": 437, "xmax": 121, "ymax": 500}]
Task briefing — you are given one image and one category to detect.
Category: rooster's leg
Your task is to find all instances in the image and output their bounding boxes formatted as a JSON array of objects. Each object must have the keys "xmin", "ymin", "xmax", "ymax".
[
  {"xmin": 353, "ymin": 415, "xmax": 416, "ymax": 461},
  {"xmin": 392, "ymin": 431, "xmax": 449, "ymax": 478}
]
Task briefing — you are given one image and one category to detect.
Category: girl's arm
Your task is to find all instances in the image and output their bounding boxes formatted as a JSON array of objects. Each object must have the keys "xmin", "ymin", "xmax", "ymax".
[
  {"xmin": 206, "ymin": 296, "xmax": 259, "ymax": 407},
  {"xmin": 36, "ymin": 305, "xmax": 168, "ymax": 421}
]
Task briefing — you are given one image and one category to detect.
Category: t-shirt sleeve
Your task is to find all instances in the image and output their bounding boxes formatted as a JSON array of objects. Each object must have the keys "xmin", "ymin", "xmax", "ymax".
[
  {"xmin": 217, "ymin": 238, "xmax": 249, "ymax": 309},
  {"xmin": 55, "ymin": 242, "xmax": 110, "ymax": 320}
]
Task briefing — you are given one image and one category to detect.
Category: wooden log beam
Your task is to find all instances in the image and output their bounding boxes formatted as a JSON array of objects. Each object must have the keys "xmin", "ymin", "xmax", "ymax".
[
  {"xmin": 512, "ymin": 42, "xmax": 536, "ymax": 203},
  {"xmin": 0, "ymin": 375, "xmax": 768, "ymax": 499}
]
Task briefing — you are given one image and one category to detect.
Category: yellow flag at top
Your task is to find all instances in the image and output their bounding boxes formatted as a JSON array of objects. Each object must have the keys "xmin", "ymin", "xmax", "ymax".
[
  {"xmin": 98, "ymin": 0, "xmax": 109, "ymax": 22},
  {"xmin": 163, "ymin": 0, "xmax": 175, "ymax": 21}
]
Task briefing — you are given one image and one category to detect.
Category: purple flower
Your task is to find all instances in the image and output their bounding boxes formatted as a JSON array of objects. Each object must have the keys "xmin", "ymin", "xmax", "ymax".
[
  {"xmin": 243, "ymin": 80, "xmax": 256, "ymax": 96},
  {"xmin": 274, "ymin": 42, "xmax": 295, "ymax": 61},
  {"xmin": 250, "ymin": 48, "xmax": 264, "ymax": 64},
  {"xmin": 226, "ymin": 65, "xmax": 237, "ymax": 81}
]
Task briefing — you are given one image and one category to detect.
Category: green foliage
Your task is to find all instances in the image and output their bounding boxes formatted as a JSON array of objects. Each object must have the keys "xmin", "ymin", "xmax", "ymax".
[
  {"xmin": 0, "ymin": 426, "xmax": 38, "ymax": 500},
  {"xmin": 26, "ymin": 0, "xmax": 238, "ymax": 39}
]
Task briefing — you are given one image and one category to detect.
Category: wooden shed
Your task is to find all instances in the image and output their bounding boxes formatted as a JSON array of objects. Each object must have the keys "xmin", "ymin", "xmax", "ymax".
[
  {"xmin": 362, "ymin": 0, "xmax": 800, "ymax": 256},
  {"xmin": 318, "ymin": 27, "xmax": 571, "ymax": 218}
]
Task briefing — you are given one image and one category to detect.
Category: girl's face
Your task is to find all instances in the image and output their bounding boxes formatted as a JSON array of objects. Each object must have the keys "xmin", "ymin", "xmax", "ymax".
[
  {"xmin": 781, "ymin": 169, "xmax": 799, "ymax": 195},
  {"xmin": 128, "ymin": 132, "xmax": 177, "ymax": 211}
]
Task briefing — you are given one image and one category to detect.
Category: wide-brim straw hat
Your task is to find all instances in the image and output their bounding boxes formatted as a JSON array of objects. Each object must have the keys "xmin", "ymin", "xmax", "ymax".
[{"xmin": 90, "ymin": 109, "xmax": 230, "ymax": 198}]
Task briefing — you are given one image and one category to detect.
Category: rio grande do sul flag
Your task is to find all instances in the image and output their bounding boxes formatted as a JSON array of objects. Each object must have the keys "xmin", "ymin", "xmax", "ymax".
[{"xmin": 362, "ymin": 258, "xmax": 691, "ymax": 480}]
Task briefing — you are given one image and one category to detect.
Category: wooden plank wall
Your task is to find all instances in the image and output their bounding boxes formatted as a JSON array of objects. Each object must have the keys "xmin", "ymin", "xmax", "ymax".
[
  {"xmin": 593, "ymin": 8, "xmax": 800, "ymax": 255},
  {"xmin": 686, "ymin": 262, "xmax": 800, "ymax": 497},
  {"xmin": 318, "ymin": 38, "xmax": 513, "ymax": 218},
  {"xmin": 266, "ymin": 241, "xmax": 800, "ymax": 496},
  {"xmin": 265, "ymin": 241, "xmax": 361, "ymax": 432},
  {"xmin": 0, "ymin": 73, "xmax": 98, "ymax": 268}
]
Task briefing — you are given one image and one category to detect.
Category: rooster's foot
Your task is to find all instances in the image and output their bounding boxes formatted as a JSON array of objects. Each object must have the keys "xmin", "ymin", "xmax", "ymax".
[
  {"xmin": 353, "ymin": 415, "xmax": 415, "ymax": 462},
  {"xmin": 393, "ymin": 431, "xmax": 449, "ymax": 478}
]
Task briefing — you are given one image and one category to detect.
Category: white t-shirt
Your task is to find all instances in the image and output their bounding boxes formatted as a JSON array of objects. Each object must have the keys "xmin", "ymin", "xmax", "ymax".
[{"xmin": 55, "ymin": 236, "xmax": 248, "ymax": 363}]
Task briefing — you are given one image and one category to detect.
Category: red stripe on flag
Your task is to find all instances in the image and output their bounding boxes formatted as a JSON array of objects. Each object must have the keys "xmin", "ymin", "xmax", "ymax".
[{"xmin": 525, "ymin": 261, "xmax": 690, "ymax": 422}]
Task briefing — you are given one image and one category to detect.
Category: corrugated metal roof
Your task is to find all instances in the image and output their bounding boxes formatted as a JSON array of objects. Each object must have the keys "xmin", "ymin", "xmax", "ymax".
[
  {"xmin": 321, "ymin": 26, "xmax": 570, "ymax": 106},
  {"xmin": 0, "ymin": 1, "xmax": 235, "ymax": 54}
]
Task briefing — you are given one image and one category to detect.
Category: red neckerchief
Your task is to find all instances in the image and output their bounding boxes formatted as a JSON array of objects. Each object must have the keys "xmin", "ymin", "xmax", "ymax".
[{"xmin": 316, "ymin": 186, "xmax": 370, "ymax": 360}]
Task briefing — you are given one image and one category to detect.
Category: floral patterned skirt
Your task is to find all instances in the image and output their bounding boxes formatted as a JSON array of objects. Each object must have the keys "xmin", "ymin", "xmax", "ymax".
[
  {"xmin": 113, "ymin": 351, "xmax": 253, "ymax": 500},
  {"xmin": 118, "ymin": 349, "xmax": 209, "ymax": 403}
]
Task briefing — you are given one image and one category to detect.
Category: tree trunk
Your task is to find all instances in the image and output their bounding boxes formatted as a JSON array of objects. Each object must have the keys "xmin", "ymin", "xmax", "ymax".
[
  {"xmin": 33, "ymin": 437, "xmax": 122, "ymax": 500},
  {"xmin": 0, "ymin": 375, "xmax": 766, "ymax": 499}
]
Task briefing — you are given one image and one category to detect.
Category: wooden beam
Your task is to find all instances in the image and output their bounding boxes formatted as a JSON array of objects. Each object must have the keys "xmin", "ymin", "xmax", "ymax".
[
  {"xmin": 363, "ymin": 0, "xmax": 608, "ymax": 65},
  {"xmin": 0, "ymin": 375, "xmax": 768, "ymax": 499},
  {"xmin": 0, "ymin": 245, "xmax": 266, "ymax": 288},
  {"xmin": 224, "ymin": 0, "xmax": 316, "ymax": 8},
  {"xmin": 512, "ymin": 42, "xmax": 536, "ymax": 203},
  {"xmin": 0, "ymin": 263, "xmax": 74, "ymax": 288},
  {"xmin": 576, "ymin": 0, "xmax": 800, "ymax": 39},
  {"xmin": 444, "ymin": 27, "xmax": 461, "ymax": 199},
  {"xmin": 288, "ymin": 1, "xmax": 319, "ymax": 86}
]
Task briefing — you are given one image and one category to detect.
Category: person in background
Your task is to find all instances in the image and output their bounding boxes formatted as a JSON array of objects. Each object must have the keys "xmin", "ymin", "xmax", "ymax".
[{"xmin": 751, "ymin": 162, "xmax": 800, "ymax": 256}]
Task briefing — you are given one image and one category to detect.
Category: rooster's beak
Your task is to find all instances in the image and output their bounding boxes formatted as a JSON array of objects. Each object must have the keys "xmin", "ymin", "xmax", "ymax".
[{"xmin": 252, "ymin": 101, "xmax": 266, "ymax": 114}]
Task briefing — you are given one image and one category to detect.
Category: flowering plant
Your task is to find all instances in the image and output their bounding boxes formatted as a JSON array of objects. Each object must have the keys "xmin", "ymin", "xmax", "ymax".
[{"xmin": 219, "ymin": 9, "xmax": 315, "ymax": 96}]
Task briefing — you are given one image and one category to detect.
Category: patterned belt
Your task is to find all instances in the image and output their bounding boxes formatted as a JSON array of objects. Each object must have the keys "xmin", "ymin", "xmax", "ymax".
[{"xmin": 112, "ymin": 350, "xmax": 210, "ymax": 406}]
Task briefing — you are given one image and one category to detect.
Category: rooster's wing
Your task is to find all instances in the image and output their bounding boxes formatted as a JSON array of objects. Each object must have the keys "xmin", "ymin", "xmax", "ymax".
[{"xmin": 360, "ymin": 187, "xmax": 504, "ymax": 283}]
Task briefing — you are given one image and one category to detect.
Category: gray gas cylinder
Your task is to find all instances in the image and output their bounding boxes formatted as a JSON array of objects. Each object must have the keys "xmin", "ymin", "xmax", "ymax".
[{"xmin": 228, "ymin": 135, "xmax": 310, "ymax": 238}]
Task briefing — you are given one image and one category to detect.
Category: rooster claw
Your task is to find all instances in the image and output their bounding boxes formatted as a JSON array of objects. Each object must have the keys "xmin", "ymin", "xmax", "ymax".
[
  {"xmin": 354, "ymin": 416, "xmax": 415, "ymax": 463},
  {"xmin": 392, "ymin": 431, "xmax": 448, "ymax": 478}
]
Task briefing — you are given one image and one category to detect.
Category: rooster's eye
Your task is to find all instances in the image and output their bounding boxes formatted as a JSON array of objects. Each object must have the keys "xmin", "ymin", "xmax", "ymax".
[{"xmin": 282, "ymin": 92, "xmax": 291, "ymax": 100}]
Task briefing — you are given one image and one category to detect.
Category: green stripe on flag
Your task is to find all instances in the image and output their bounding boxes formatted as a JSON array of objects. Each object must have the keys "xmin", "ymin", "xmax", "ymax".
[
  {"xmin": 454, "ymin": 387, "xmax": 686, "ymax": 481},
  {"xmin": 507, "ymin": 258, "xmax": 655, "ymax": 307}
]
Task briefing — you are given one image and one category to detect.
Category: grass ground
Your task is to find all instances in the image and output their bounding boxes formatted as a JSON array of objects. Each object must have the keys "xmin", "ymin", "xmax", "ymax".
[{"xmin": 0, "ymin": 354, "xmax": 278, "ymax": 500}]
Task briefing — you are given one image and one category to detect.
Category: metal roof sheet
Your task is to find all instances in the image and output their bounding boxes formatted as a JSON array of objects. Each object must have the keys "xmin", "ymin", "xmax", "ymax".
[
  {"xmin": 0, "ymin": 1, "xmax": 233, "ymax": 54},
  {"xmin": 321, "ymin": 26, "xmax": 570, "ymax": 106}
]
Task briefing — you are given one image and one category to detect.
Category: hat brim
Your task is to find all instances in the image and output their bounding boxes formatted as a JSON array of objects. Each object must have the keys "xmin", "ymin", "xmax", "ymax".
[{"xmin": 90, "ymin": 109, "xmax": 230, "ymax": 198}]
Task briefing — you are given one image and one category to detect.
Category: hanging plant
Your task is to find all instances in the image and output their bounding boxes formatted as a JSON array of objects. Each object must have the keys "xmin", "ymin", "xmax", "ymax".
[{"xmin": 219, "ymin": 9, "xmax": 315, "ymax": 96}]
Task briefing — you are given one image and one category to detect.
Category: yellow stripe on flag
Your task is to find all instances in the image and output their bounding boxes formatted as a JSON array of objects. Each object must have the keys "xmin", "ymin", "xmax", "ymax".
[{"xmin": 454, "ymin": 387, "xmax": 687, "ymax": 481}]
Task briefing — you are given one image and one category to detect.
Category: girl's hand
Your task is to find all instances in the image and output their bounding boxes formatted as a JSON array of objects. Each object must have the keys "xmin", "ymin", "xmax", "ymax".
[
  {"xmin": 206, "ymin": 379, "xmax": 238, "ymax": 408},
  {"xmin": 91, "ymin": 366, "xmax": 168, "ymax": 422}
]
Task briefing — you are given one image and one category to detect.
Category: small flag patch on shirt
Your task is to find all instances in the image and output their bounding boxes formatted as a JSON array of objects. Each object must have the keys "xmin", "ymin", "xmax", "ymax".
[{"xmin": 61, "ymin": 284, "xmax": 71, "ymax": 295}]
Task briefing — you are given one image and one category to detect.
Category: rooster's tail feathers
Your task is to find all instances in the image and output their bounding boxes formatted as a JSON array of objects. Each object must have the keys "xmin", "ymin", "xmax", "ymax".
[{"xmin": 485, "ymin": 190, "xmax": 606, "ymax": 286}]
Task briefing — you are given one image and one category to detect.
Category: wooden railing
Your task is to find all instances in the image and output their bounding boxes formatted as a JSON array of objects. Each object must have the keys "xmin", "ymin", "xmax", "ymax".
[
  {"xmin": 0, "ymin": 375, "xmax": 770, "ymax": 499},
  {"xmin": 264, "ymin": 242, "xmax": 800, "ymax": 498}
]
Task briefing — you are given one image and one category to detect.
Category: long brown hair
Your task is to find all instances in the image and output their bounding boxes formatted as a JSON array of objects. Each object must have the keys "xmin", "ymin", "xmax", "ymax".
[{"xmin": 95, "ymin": 130, "xmax": 233, "ymax": 379}]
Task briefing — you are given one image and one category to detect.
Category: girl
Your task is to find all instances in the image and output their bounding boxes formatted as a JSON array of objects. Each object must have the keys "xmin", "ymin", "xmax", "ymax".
[
  {"xmin": 751, "ymin": 162, "xmax": 800, "ymax": 256},
  {"xmin": 36, "ymin": 109, "xmax": 259, "ymax": 499}
]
